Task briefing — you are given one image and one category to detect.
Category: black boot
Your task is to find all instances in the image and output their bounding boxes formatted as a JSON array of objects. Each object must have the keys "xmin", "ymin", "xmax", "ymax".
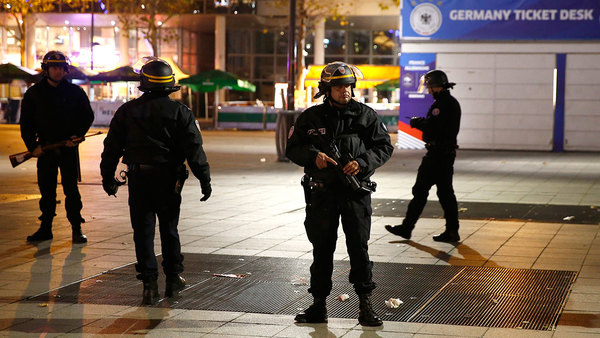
[
  {"xmin": 71, "ymin": 223, "xmax": 87, "ymax": 244},
  {"xmin": 165, "ymin": 275, "xmax": 186, "ymax": 297},
  {"xmin": 295, "ymin": 297, "xmax": 327, "ymax": 323},
  {"xmin": 358, "ymin": 293, "xmax": 383, "ymax": 327},
  {"xmin": 142, "ymin": 279, "xmax": 159, "ymax": 305},
  {"xmin": 27, "ymin": 221, "xmax": 53, "ymax": 242},
  {"xmin": 385, "ymin": 223, "xmax": 412, "ymax": 239},
  {"xmin": 432, "ymin": 231, "xmax": 460, "ymax": 243}
]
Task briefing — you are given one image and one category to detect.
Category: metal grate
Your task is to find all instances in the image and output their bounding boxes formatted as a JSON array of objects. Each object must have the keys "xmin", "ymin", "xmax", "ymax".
[
  {"xmin": 28, "ymin": 253, "xmax": 577, "ymax": 330},
  {"xmin": 409, "ymin": 267, "xmax": 578, "ymax": 330}
]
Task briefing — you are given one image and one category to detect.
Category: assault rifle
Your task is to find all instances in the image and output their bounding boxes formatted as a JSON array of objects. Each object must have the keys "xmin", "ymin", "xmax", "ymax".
[
  {"xmin": 326, "ymin": 141, "xmax": 372, "ymax": 194},
  {"xmin": 9, "ymin": 131, "xmax": 102, "ymax": 168}
]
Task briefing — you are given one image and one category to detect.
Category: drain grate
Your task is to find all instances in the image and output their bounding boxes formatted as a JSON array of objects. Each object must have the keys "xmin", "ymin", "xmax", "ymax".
[
  {"xmin": 28, "ymin": 254, "xmax": 577, "ymax": 331},
  {"xmin": 410, "ymin": 267, "xmax": 577, "ymax": 330}
]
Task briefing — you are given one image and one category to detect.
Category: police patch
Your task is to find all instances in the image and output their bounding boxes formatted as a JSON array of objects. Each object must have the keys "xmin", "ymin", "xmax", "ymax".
[
  {"xmin": 432, "ymin": 108, "xmax": 440, "ymax": 116},
  {"xmin": 288, "ymin": 126, "xmax": 294, "ymax": 139}
]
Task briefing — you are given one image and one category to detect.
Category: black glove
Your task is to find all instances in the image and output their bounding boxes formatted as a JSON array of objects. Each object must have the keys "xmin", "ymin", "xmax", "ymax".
[
  {"xmin": 200, "ymin": 184, "xmax": 212, "ymax": 202},
  {"xmin": 102, "ymin": 178, "xmax": 119, "ymax": 196},
  {"xmin": 410, "ymin": 117, "xmax": 425, "ymax": 128}
]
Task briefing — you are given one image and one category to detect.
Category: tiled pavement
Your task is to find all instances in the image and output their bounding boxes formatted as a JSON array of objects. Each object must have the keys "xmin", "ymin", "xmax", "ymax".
[{"xmin": 0, "ymin": 124, "xmax": 599, "ymax": 337}]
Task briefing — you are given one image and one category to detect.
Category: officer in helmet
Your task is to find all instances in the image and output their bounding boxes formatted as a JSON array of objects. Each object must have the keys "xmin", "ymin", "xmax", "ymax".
[
  {"xmin": 20, "ymin": 50, "xmax": 94, "ymax": 244},
  {"xmin": 286, "ymin": 61, "xmax": 393, "ymax": 326},
  {"xmin": 100, "ymin": 57, "xmax": 212, "ymax": 305},
  {"xmin": 386, "ymin": 69, "xmax": 462, "ymax": 243}
]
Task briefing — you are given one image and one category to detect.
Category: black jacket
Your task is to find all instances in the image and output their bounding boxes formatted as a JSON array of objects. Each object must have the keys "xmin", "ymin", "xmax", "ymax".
[
  {"xmin": 100, "ymin": 92, "xmax": 210, "ymax": 187},
  {"xmin": 20, "ymin": 78, "xmax": 94, "ymax": 151},
  {"xmin": 286, "ymin": 99, "xmax": 393, "ymax": 184},
  {"xmin": 413, "ymin": 89, "xmax": 461, "ymax": 150}
]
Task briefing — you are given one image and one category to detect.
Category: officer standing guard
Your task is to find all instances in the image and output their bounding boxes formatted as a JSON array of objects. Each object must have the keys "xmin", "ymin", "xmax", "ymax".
[
  {"xmin": 286, "ymin": 62, "xmax": 393, "ymax": 326},
  {"xmin": 100, "ymin": 58, "xmax": 212, "ymax": 305},
  {"xmin": 20, "ymin": 50, "xmax": 94, "ymax": 244},
  {"xmin": 386, "ymin": 69, "xmax": 462, "ymax": 242}
]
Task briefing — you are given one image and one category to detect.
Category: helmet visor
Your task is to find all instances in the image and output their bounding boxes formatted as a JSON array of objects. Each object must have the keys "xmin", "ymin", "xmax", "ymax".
[{"xmin": 133, "ymin": 56, "xmax": 161, "ymax": 74}]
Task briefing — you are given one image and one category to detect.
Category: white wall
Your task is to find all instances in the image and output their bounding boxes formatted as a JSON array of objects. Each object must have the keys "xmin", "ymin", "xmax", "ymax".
[
  {"xmin": 402, "ymin": 42, "xmax": 600, "ymax": 151},
  {"xmin": 438, "ymin": 53, "xmax": 554, "ymax": 150},
  {"xmin": 564, "ymin": 54, "xmax": 600, "ymax": 151}
]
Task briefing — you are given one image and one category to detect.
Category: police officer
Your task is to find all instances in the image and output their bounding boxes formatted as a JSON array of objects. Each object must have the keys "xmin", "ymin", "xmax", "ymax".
[
  {"xmin": 286, "ymin": 61, "xmax": 393, "ymax": 326},
  {"xmin": 386, "ymin": 69, "xmax": 461, "ymax": 243},
  {"xmin": 20, "ymin": 50, "xmax": 94, "ymax": 244},
  {"xmin": 100, "ymin": 58, "xmax": 212, "ymax": 305}
]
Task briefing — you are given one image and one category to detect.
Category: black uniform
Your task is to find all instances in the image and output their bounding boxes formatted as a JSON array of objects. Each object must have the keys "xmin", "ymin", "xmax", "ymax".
[
  {"xmin": 20, "ymin": 78, "xmax": 94, "ymax": 226},
  {"xmin": 286, "ymin": 99, "xmax": 393, "ymax": 298},
  {"xmin": 100, "ymin": 92, "xmax": 211, "ymax": 282},
  {"xmin": 406, "ymin": 89, "xmax": 461, "ymax": 232}
]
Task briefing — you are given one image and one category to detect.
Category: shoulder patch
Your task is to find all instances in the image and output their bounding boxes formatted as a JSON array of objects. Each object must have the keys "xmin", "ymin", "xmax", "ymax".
[{"xmin": 432, "ymin": 108, "xmax": 440, "ymax": 116}]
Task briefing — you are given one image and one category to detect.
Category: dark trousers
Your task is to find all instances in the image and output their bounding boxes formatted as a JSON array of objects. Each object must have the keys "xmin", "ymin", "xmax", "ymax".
[
  {"xmin": 37, "ymin": 147, "xmax": 82, "ymax": 225},
  {"xmin": 304, "ymin": 186, "xmax": 376, "ymax": 298},
  {"xmin": 127, "ymin": 164, "xmax": 184, "ymax": 282},
  {"xmin": 404, "ymin": 150, "xmax": 459, "ymax": 231}
]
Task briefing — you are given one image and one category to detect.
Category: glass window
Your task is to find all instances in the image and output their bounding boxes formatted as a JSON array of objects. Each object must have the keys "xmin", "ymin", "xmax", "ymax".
[
  {"xmin": 372, "ymin": 30, "xmax": 399, "ymax": 56},
  {"xmin": 159, "ymin": 28, "xmax": 178, "ymax": 58},
  {"xmin": 228, "ymin": 90, "xmax": 252, "ymax": 101},
  {"xmin": 324, "ymin": 30, "xmax": 345, "ymax": 56},
  {"xmin": 227, "ymin": 55, "xmax": 252, "ymax": 79},
  {"xmin": 276, "ymin": 30, "xmax": 288, "ymax": 54},
  {"xmin": 304, "ymin": 56, "xmax": 314, "ymax": 66},
  {"xmin": 325, "ymin": 56, "xmax": 346, "ymax": 64},
  {"xmin": 349, "ymin": 57, "xmax": 369, "ymax": 65},
  {"xmin": 254, "ymin": 30, "xmax": 274, "ymax": 54},
  {"xmin": 304, "ymin": 32, "xmax": 314, "ymax": 57},
  {"xmin": 228, "ymin": 30, "xmax": 251, "ymax": 54},
  {"xmin": 256, "ymin": 81, "xmax": 274, "ymax": 101},
  {"xmin": 274, "ymin": 56, "xmax": 288, "ymax": 83},
  {"xmin": 371, "ymin": 57, "xmax": 396, "ymax": 65},
  {"xmin": 348, "ymin": 30, "xmax": 369, "ymax": 55},
  {"xmin": 254, "ymin": 56, "xmax": 274, "ymax": 80}
]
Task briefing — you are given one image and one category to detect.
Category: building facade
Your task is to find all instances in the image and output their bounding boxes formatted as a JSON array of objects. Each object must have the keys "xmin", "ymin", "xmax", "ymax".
[{"xmin": 0, "ymin": 1, "xmax": 400, "ymax": 104}]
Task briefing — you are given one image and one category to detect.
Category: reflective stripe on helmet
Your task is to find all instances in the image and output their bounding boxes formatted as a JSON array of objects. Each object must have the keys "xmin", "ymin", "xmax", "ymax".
[
  {"xmin": 142, "ymin": 71, "xmax": 174, "ymax": 83},
  {"xmin": 322, "ymin": 74, "xmax": 355, "ymax": 82}
]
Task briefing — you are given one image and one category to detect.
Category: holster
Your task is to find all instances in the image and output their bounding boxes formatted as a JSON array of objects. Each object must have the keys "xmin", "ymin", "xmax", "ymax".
[
  {"xmin": 363, "ymin": 181, "xmax": 377, "ymax": 193},
  {"xmin": 174, "ymin": 165, "xmax": 189, "ymax": 194},
  {"xmin": 301, "ymin": 174, "xmax": 311, "ymax": 205}
]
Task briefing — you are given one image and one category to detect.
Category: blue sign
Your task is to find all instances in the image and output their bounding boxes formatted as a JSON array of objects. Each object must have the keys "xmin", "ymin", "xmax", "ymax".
[
  {"xmin": 402, "ymin": 0, "xmax": 600, "ymax": 40},
  {"xmin": 398, "ymin": 53, "xmax": 435, "ymax": 139}
]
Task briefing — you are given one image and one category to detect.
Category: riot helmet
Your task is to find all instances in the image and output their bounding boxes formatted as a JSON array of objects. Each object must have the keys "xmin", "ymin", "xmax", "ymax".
[
  {"xmin": 136, "ymin": 57, "xmax": 180, "ymax": 93},
  {"xmin": 41, "ymin": 51, "xmax": 70, "ymax": 74},
  {"xmin": 423, "ymin": 70, "xmax": 455, "ymax": 89},
  {"xmin": 314, "ymin": 61, "xmax": 363, "ymax": 100}
]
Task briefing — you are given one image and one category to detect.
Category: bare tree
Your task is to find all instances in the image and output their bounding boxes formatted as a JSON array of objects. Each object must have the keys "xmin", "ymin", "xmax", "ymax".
[
  {"xmin": 109, "ymin": 0, "xmax": 194, "ymax": 57},
  {"xmin": 271, "ymin": 0, "xmax": 355, "ymax": 89}
]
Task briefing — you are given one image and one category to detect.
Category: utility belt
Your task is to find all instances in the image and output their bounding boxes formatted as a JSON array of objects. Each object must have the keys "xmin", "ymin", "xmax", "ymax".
[
  {"xmin": 127, "ymin": 163, "xmax": 189, "ymax": 194},
  {"xmin": 301, "ymin": 174, "xmax": 376, "ymax": 204}
]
